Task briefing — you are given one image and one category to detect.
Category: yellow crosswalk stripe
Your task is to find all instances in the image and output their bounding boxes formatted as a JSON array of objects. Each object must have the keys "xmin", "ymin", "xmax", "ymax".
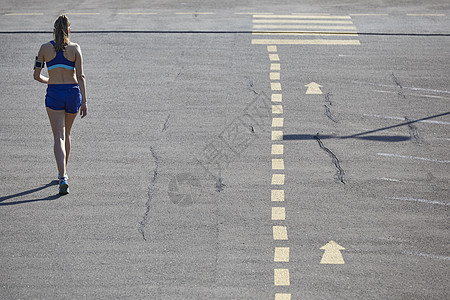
[
  {"xmin": 253, "ymin": 25, "xmax": 357, "ymax": 30},
  {"xmin": 253, "ymin": 39, "xmax": 361, "ymax": 45},
  {"xmin": 253, "ymin": 19, "xmax": 354, "ymax": 24},
  {"xmin": 254, "ymin": 14, "xmax": 351, "ymax": 19}
]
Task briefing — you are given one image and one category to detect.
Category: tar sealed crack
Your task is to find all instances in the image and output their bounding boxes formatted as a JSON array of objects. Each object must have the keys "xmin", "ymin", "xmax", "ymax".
[
  {"xmin": 139, "ymin": 146, "xmax": 160, "ymax": 241},
  {"xmin": 405, "ymin": 117, "xmax": 423, "ymax": 144},
  {"xmin": 245, "ymin": 77, "xmax": 258, "ymax": 94},
  {"xmin": 324, "ymin": 92, "xmax": 332, "ymax": 105},
  {"xmin": 391, "ymin": 72, "xmax": 406, "ymax": 98},
  {"xmin": 324, "ymin": 105, "xmax": 338, "ymax": 123},
  {"xmin": 215, "ymin": 177, "xmax": 226, "ymax": 192},
  {"xmin": 162, "ymin": 114, "xmax": 171, "ymax": 132},
  {"xmin": 314, "ymin": 133, "xmax": 346, "ymax": 184}
]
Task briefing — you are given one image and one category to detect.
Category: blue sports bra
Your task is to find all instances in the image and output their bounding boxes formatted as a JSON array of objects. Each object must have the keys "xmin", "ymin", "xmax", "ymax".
[{"xmin": 46, "ymin": 41, "xmax": 76, "ymax": 71}]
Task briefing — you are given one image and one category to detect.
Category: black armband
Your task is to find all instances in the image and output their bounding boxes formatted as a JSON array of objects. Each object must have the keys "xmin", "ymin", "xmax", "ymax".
[{"xmin": 34, "ymin": 56, "xmax": 44, "ymax": 69}]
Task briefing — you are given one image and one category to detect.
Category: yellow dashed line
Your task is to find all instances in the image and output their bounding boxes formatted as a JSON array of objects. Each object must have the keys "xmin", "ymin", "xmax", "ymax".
[
  {"xmin": 271, "ymin": 174, "xmax": 285, "ymax": 185},
  {"xmin": 274, "ymin": 247, "xmax": 290, "ymax": 261},
  {"xmin": 271, "ymin": 85, "xmax": 282, "ymax": 94},
  {"xmin": 272, "ymin": 130, "xmax": 284, "ymax": 140},
  {"xmin": 270, "ymin": 72, "xmax": 281, "ymax": 80},
  {"xmin": 271, "ymin": 63, "xmax": 281, "ymax": 71},
  {"xmin": 272, "ymin": 209, "xmax": 286, "ymax": 220},
  {"xmin": 269, "ymin": 54, "xmax": 280, "ymax": 61},
  {"xmin": 272, "ymin": 207, "xmax": 286, "ymax": 220},
  {"xmin": 270, "ymin": 82, "xmax": 281, "ymax": 91},
  {"xmin": 271, "ymin": 94, "xmax": 282, "ymax": 101},
  {"xmin": 274, "ymin": 269, "xmax": 290, "ymax": 285},
  {"xmin": 271, "ymin": 144, "xmax": 284, "ymax": 155},
  {"xmin": 273, "ymin": 226, "xmax": 288, "ymax": 240},
  {"xmin": 272, "ymin": 104, "xmax": 283, "ymax": 113},
  {"xmin": 272, "ymin": 118, "xmax": 284, "ymax": 128},
  {"xmin": 275, "ymin": 293, "xmax": 292, "ymax": 300},
  {"xmin": 271, "ymin": 190, "xmax": 285, "ymax": 201},
  {"xmin": 267, "ymin": 45, "xmax": 290, "ymax": 298}
]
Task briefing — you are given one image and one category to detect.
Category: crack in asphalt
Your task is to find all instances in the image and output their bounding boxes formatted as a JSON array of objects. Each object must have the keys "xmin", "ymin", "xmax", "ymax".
[
  {"xmin": 323, "ymin": 93, "xmax": 337, "ymax": 122},
  {"xmin": 324, "ymin": 92, "xmax": 333, "ymax": 106},
  {"xmin": 391, "ymin": 72, "xmax": 406, "ymax": 98},
  {"xmin": 324, "ymin": 105, "xmax": 338, "ymax": 123},
  {"xmin": 390, "ymin": 73, "xmax": 423, "ymax": 144},
  {"xmin": 405, "ymin": 117, "xmax": 423, "ymax": 144},
  {"xmin": 245, "ymin": 77, "xmax": 258, "ymax": 95},
  {"xmin": 314, "ymin": 133, "xmax": 346, "ymax": 184},
  {"xmin": 139, "ymin": 146, "xmax": 160, "ymax": 241},
  {"xmin": 162, "ymin": 114, "xmax": 171, "ymax": 132},
  {"xmin": 215, "ymin": 177, "xmax": 226, "ymax": 192}
]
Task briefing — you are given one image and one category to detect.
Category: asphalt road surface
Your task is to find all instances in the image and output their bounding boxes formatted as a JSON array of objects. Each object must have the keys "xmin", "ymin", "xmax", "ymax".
[{"xmin": 1, "ymin": 1, "xmax": 449, "ymax": 299}]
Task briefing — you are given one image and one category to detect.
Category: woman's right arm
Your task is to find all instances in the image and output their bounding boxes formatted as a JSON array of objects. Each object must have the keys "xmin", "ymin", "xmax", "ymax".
[
  {"xmin": 75, "ymin": 43, "xmax": 88, "ymax": 118},
  {"xmin": 33, "ymin": 44, "xmax": 49, "ymax": 84}
]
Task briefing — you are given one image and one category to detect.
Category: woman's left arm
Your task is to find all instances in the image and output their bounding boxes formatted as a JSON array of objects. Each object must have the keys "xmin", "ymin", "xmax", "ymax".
[
  {"xmin": 75, "ymin": 43, "xmax": 87, "ymax": 118},
  {"xmin": 33, "ymin": 44, "xmax": 49, "ymax": 84}
]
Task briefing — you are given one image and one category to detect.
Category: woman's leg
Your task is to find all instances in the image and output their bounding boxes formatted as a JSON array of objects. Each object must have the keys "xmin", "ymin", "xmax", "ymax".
[
  {"xmin": 64, "ymin": 112, "xmax": 78, "ymax": 167},
  {"xmin": 46, "ymin": 107, "xmax": 66, "ymax": 178}
]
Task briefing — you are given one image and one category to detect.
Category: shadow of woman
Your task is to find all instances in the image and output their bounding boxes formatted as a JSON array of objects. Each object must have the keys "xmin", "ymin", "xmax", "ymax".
[{"xmin": 0, "ymin": 180, "xmax": 63, "ymax": 206}]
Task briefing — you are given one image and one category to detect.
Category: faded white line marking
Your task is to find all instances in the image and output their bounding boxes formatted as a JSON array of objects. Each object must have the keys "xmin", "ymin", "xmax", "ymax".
[
  {"xmin": 379, "ymin": 177, "xmax": 400, "ymax": 182},
  {"xmin": 405, "ymin": 251, "xmax": 450, "ymax": 261},
  {"xmin": 373, "ymin": 89, "xmax": 450, "ymax": 100},
  {"xmin": 365, "ymin": 114, "xmax": 450, "ymax": 126},
  {"xmin": 389, "ymin": 196, "xmax": 449, "ymax": 206},
  {"xmin": 352, "ymin": 80, "xmax": 450, "ymax": 94},
  {"xmin": 377, "ymin": 153, "xmax": 450, "ymax": 163}
]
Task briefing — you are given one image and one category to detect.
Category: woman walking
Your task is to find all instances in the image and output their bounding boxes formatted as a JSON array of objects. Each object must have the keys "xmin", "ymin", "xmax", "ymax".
[{"xmin": 34, "ymin": 15, "xmax": 87, "ymax": 195}]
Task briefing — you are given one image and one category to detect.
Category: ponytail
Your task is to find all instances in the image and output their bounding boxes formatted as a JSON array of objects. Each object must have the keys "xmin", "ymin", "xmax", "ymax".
[{"xmin": 53, "ymin": 15, "xmax": 70, "ymax": 52}]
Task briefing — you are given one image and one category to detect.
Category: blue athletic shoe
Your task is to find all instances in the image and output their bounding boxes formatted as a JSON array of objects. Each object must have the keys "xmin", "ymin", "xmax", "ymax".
[{"xmin": 59, "ymin": 178, "xmax": 69, "ymax": 195}]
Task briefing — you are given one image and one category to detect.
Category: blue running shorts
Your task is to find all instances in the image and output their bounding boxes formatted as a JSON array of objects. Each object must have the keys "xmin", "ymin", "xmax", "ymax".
[{"xmin": 45, "ymin": 84, "xmax": 82, "ymax": 114}]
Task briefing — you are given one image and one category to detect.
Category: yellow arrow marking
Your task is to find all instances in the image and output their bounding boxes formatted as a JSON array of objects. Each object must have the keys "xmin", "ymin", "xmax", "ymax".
[
  {"xmin": 320, "ymin": 240, "xmax": 345, "ymax": 264},
  {"xmin": 305, "ymin": 82, "xmax": 323, "ymax": 94}
]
